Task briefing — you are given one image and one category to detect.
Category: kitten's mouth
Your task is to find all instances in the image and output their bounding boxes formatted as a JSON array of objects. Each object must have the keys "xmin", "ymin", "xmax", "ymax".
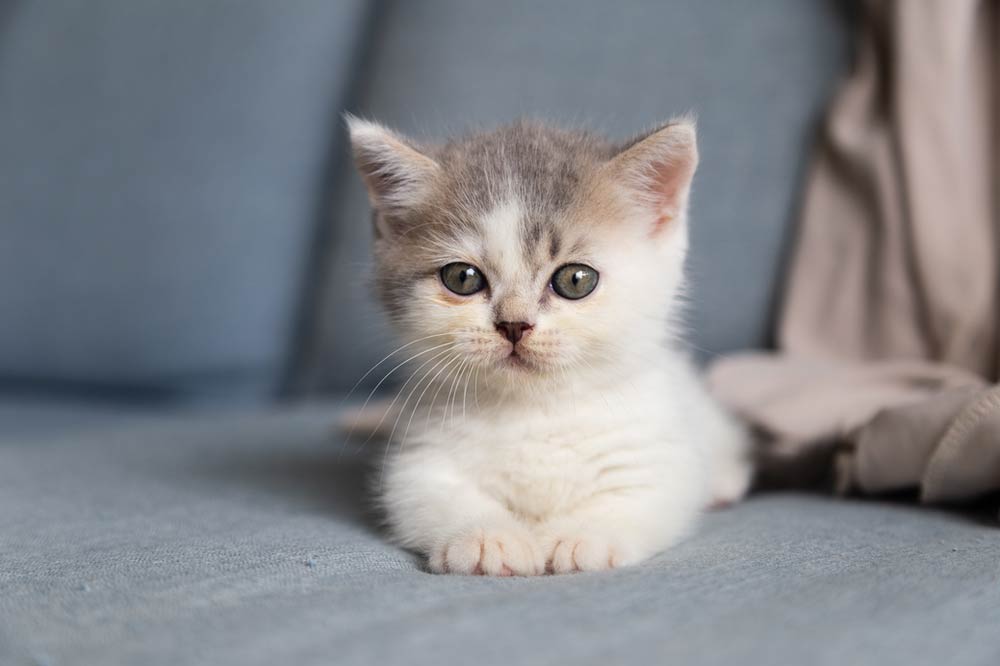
[{"xmin": 504, "ymin": 349, "xmax": 532, "ymax": 369}]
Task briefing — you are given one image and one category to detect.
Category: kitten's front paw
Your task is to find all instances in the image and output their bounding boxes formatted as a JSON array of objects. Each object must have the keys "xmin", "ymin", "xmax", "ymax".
[
  {"xmin": 545, "ymin": 535, "xmax": 644, "ymax": 574},
  {"xmin": 429, "ymin": 525, "xmax": 545, "ymax": 576}
]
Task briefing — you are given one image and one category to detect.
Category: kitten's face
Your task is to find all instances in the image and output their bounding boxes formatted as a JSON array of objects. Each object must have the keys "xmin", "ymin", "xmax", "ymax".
[{"xmin": 349, "ymin": 119, "xmax": 697, "ymax": 390}]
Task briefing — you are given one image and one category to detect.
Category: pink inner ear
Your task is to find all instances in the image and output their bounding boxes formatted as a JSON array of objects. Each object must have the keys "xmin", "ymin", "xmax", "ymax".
[
  {"xmin": 646, "ymin": 157, "xmax": 692, "ymax": 237},
  {"xmin": 608, "ymin": 121, "xmax": 699, "ymax": 237}
]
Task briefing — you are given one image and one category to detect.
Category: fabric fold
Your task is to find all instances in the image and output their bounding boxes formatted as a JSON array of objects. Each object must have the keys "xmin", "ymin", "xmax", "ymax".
[{"xmin": 709, "ymin": 0, "xmax": 1000, "ymax": 505}]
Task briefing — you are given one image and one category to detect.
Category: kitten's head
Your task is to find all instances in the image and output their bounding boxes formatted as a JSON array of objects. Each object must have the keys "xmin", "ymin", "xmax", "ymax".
[{"xmin": 348, "ymin": 117, "xmax": 697, "ymax": 393}]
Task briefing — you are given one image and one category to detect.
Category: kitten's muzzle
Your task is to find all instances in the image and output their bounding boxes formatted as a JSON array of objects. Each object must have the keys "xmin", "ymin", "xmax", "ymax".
[{"xmin": 494, "ymin": 321, "xmax": 534, "ymax": 345}]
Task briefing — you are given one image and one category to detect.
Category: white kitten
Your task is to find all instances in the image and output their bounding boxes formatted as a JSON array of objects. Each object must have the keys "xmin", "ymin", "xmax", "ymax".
[{"xmin": 347, "ymin": 116, "xmax": 751, "ymax": 575}]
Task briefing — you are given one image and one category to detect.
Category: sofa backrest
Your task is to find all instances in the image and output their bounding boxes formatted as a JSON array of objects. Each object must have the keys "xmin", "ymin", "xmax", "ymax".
[
  {"xmin": 295, "ymin": 0, "xmax": 851, "ymax": 393},
  {"xmin": 0, "ymin": 1, "xmax": 851, "ymax": 402},
  {"xmin": 0, "ymin": 0, "xmax": 370, "ymax": 402}
]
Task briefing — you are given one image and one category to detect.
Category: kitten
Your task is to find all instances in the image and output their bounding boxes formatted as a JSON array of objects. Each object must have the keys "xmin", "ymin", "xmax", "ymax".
[{"xmin": 347, "ymin": 116, "xmax": 751, "ymax": 575}]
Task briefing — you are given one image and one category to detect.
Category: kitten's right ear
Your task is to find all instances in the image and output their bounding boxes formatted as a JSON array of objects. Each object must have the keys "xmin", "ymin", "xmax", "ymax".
[{"xmin": 346, "ymin": 115, "xmax": 439, "ymax": 225}]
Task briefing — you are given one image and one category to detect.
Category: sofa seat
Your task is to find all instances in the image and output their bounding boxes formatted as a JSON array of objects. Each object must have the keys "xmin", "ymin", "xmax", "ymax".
[
  {"xmin": 2, "ymin": 403, "xmax": 997, "ymax": 666},
  {"xmin": 0, "ymin": 396, "xmax": 163, "ymax": 438}
]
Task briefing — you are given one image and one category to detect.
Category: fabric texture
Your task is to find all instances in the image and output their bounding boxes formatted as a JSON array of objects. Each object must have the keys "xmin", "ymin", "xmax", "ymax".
[
  {"xmin": 709, "ymin": 0, "xmax": 1000, "ymax": 503},
  {"xmin": 2, "ymin": 403, "xmax": 998, "ymax": 666},
  {"xmin": 0, "ymin": 0, "xmax": 369, "ymax": 398},
  {"xmin": 296, "ymin": 0, "xmax": 850, "ymax": 393}
]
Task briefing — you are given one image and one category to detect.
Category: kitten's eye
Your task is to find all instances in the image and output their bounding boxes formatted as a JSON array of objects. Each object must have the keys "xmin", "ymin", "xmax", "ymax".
[
  {"xmin": 440, "ymin": 262, "xmax": 487, "ymax": 296},
  {"xmin": 551, "ymin": 264, "xmax": 599, "ymax": 300}
]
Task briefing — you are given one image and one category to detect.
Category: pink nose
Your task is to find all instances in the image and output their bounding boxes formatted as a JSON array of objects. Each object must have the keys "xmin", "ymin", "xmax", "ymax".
[{"xmin": 495, "ymin": 321, "xmax": 533, "ymax": 345}]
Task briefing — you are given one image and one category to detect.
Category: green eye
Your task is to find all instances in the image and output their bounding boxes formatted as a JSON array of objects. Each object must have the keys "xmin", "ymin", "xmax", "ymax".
[
  {"xmin": 551, "ymin": 264, "xmax": 599, "ymax": 300},
  {"xmin": 440, "ymin": 262, "xmax": 486, "ymax": 295}
]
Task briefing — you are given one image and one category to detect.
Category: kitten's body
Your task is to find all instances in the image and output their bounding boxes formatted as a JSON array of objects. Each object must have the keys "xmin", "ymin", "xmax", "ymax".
[{"xmin": 348, "ymin": 118, "xmax": 751, "ymax": 575}]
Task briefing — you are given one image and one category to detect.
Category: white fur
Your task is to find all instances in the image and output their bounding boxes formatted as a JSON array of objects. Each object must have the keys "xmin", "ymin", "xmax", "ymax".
[
  {"xmin": 377, "ymin": 203, "xmax": 751, "ymax": 575},
  {"xmin": 353, "ymin": 119, "xmax": 753, "ymax": 575},
  {"xmin": 382, "ymin": 351, "xmax": 750, "ymax": 575}
]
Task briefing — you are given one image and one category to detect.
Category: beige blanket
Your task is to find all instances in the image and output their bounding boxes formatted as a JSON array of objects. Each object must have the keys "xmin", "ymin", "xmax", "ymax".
[{"xmin": 708, "ymin": 0, "xmax": 1000, "ymax": 503}]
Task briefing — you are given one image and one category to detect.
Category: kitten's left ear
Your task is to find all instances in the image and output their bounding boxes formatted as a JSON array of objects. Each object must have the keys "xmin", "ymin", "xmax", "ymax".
[{"xmin": 606, "ymin": 119, "xmax": 699, "ymax": 235}]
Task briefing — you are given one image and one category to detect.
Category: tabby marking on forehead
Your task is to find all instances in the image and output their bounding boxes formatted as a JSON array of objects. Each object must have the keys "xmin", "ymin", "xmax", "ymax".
[{"xmin": 432, "ymin": 121, "xmax": 611, "ymax": 218}]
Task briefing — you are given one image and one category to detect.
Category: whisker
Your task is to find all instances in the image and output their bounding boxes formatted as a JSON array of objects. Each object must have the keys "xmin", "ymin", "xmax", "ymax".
[
  {"xmin": 345, "ymin": 340, "xmax": 458, "ymax": 444},
  {"xmin": 399, "ymin": 352, "xmax": 462, "ymax": 455},
  {"xmin": 340, "ymin": 333, "xmax": 455, "ymax": 404},
  {"xmin": 378, "ymin": 349, "xmax": 456, "ymax": 487},
  {"xmin": 426, "ymin": 355, "xmax": 463, "ymax": 433},
  {"xmin": 461, "ymin": 360, "xmax": 476, "ymax": 422},
  {"xmin": 444, "ymin": 358, "xmax": 469, "ymax": 430},
  {"xmin": 363, "ymin": 344, "xmax": 459, "ymax": 448},
  {"xmin": 473, "ymin": 363, "xmax": 482, "ymax": 410}
]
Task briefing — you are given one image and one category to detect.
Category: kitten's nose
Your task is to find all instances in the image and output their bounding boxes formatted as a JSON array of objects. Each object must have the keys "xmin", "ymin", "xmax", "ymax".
[{"xmin": 495, "ymin": 321, "xmax": 533, "ymax": 345}]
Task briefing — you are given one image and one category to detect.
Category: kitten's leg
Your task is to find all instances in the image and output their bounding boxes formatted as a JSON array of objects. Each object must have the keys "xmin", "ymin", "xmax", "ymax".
[
  {"xmin": 382, "ymin": 455, "xmax": 546, "ymax": 576},
  {"xmin": 674, "ymin": 358, "xmax": 754, "ymax": 507},
  {"xmin": 696, "ymin": 395, "xmax": 754, "ymax": 508},
  {"xmin": 707, "ymin": 423, "xmax": 754, "ymax": 509}
]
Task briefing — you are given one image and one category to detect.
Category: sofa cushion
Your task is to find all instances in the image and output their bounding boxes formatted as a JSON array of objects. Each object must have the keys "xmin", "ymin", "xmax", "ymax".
[
  {"xmin": 2, "ymin": 403, "xmax": 997, "ymax": 666},
  {"xmin": 298, "ymin": 0, "xmax": 851, "ymax": 392},
  {"xmin": 0, "ymin": 0, "xmax": 369, "ymax": 399}
]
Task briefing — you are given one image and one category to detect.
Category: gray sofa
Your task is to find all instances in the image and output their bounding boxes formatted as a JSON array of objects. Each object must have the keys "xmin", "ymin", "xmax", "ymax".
[{"xmin": 2, "ymin": 2, "xmax": 997, "ymax": 665}]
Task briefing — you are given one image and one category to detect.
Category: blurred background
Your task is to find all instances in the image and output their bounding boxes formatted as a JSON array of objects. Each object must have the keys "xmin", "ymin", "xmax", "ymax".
[{"xmin": 0, "ymin": 0, "xmax": 850, "ymax": 432}]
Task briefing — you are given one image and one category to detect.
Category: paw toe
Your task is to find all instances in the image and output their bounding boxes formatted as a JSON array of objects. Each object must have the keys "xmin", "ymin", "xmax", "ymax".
[
  {"xmin": 431, "ymin": 526, "xmax": 544, "ymax": 576},
  {"xmin": 546, "ymin": 536, "xmax": 643, "ymax": 574},
  {"xmin": 549, "ymin": 539, "xmax": 578, "ymax": 574}
]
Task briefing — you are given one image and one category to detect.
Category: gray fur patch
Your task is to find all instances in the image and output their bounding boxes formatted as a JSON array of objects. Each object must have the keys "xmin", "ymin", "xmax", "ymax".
[
  {"xmin": 368, "ymin": 120, "xmax": 623, "ymax": 311},
  {"xmin": 548, "ymin": 231, "xmax": 562, "ymax": 260}
]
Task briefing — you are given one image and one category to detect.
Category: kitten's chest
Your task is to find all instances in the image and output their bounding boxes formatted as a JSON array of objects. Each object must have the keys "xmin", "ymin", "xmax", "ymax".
[{"xmin": 461, "ymin": 407, "xmax": 657, "ymax": 520}]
